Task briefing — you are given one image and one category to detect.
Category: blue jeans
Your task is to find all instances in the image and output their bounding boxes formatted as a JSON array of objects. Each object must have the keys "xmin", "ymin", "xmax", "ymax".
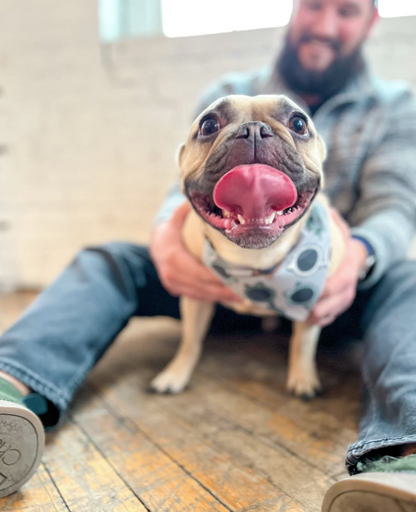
[{"xmin": 0, "ymin": 242, "xmax": 415, "ymax": 473}]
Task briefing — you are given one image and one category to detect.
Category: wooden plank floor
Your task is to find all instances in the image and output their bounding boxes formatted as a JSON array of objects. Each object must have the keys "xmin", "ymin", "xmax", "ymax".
[{"xmin": 0, "ymin": 291, "xmax": 362, "ymax": 512}]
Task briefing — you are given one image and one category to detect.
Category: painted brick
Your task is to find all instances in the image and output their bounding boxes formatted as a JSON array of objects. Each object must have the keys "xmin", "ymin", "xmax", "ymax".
[{"xmin": 0, "ymin": 0, "xmax": 415, "ymax": 287}]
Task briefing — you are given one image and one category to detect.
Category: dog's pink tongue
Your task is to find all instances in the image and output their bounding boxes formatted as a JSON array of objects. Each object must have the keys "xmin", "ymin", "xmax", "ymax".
[{"xmin": 213, "ymin": 164, "xmax": 297, "ymax": 219}]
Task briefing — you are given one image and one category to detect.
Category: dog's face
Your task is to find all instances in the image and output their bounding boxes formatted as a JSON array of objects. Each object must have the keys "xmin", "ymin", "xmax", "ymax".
[{"xmin": 179, "ymin": 95, "xmax": 326, "ymax": 249}]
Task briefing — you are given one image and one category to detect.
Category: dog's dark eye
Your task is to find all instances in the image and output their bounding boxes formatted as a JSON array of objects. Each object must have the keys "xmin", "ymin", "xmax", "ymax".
[
  {"xmin": 200, "ymin": 116, "xmax": 220, "ymax": 136},
  {"xmin": 289, "ymin": 116, "xmax": 308, "ymax": 136}
]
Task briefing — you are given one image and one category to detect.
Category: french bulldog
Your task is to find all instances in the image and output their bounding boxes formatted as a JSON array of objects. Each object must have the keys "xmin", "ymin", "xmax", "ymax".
[{"xmin": 149, "ymin": 94, "xmax": 345, "ymax": 399}]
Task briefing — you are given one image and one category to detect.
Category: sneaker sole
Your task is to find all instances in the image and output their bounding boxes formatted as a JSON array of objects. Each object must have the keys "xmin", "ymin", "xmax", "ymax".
[
  {"xmin": 0, "ymin": 400, "xmax": 45, "ymax": 497},
  {"xmin": 322, "ymin": 472, "xmax": 416, "ymax": 512}
]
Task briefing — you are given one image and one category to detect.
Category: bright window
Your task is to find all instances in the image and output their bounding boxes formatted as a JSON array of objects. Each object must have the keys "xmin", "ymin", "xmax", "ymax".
[
  {"xmin": 98, "ymin": 0, "xmax": 416, "ymax": 43},
  {"xmin": 379, "ymin": 0, "xmax": 416, "ymax": 18},
  {"xmin": 161, "ymin": 0, "xmax": 293, "ymax": 38}
]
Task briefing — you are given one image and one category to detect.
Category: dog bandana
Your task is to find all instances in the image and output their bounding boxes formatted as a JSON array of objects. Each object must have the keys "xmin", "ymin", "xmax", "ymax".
[{"xmin": 203, "ymin": 202, "xmax": 331, "ymax": 321}]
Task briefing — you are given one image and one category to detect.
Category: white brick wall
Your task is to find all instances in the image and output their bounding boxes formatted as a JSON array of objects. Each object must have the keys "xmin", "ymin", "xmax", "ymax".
[{"xmin": 0, "ymin": 0, "xmax": 415, "ymax": 288}]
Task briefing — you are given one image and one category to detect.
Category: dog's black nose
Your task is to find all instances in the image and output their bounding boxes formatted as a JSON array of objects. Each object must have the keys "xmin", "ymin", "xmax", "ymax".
[{"xmin": 235, "ymin": 122, "xmax": 273, "ymax": 140}]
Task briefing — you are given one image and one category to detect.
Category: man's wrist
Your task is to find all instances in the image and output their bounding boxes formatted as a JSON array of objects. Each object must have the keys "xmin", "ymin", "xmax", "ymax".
[{"xmin": 351, "ymin": 235, "xmax": 376, "ymax": 281}]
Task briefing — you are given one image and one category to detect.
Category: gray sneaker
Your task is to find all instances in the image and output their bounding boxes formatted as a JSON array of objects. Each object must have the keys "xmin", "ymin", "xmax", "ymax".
[
  {"xmin": 0, "ymin": 380, "xmax": 44, "ymax": 497},
  {"xmin": 322, "ymin": 455, "xmax": 416, "ymax": 512}
]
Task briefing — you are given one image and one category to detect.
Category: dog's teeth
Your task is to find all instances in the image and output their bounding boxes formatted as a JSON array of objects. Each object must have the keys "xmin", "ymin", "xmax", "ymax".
[
  {"xmin": 237, "ymin": 214, "xmax": 246, "ymax": 225},
  {"xmin": 222, "ymin": 210, "xmax": 231, "ymax": 218},
  {"xmin": 276, "ymin": 211, "xmax": 283, "ymax": 216},
  {"xmin": 265, "ymin": 213, "xmax": 276, "ymax": 225}
]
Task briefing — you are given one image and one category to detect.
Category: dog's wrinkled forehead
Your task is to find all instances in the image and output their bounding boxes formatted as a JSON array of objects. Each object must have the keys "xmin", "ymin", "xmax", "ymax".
[
  {"xmin": 178, "ymin": 95, "xmax": 325, "ymax": 176},
  {"xmin": 203, "ymin": 95, "xmax": 293, "ymax": 124},
  {"xmin": 191, "ymin": 95, "xmax": 315, "ymax": 139}
]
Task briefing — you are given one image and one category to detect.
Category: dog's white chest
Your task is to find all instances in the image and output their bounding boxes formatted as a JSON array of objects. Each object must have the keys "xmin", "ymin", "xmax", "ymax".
[{"xmin": 204, "ymin": 203, "xmax": 331, "ymax": 321}]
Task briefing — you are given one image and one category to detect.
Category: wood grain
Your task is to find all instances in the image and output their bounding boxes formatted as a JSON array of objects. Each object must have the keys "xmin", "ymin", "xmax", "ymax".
[{"xmin": 0, "ymin": 293, "xmax": 361, "ymax": 512}]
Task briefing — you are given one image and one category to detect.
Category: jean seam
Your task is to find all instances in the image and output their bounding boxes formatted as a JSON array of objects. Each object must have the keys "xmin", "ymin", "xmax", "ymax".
[
  {"xmin": 0, "ymin": 359, "xmax": 70, "ymax": 410},
  {"xmin": 348, "ymin": 434, "xmax": 416, "ymax": 454}
]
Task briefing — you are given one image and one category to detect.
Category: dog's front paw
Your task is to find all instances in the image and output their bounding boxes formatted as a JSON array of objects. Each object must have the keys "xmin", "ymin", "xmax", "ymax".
[
  {"xmin": 148, "ymin": 368, "xmax": 191, "ymax": 395},
  {"xmin": 286, "ymin": 366, "xmax": 322, "ymax": 401}
]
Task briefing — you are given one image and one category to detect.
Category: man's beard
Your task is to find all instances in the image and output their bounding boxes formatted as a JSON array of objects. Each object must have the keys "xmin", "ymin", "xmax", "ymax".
[{"xmin": 276, "ymin": 35, "xmax": 365, "ymax": 101}]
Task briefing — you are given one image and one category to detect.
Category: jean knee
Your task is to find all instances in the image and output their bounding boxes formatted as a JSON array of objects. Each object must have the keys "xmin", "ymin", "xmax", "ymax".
[{"xmin": 364, "ymin": 260, "xmax": 416, "ymax": 329}]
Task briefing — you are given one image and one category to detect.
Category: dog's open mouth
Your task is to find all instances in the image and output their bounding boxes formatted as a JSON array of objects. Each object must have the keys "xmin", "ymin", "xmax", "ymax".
[{"xmin": 189, "ymin": 164, "xmax": 317, "ymax": 245}]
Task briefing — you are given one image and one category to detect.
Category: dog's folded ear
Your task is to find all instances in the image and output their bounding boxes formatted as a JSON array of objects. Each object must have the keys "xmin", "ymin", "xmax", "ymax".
[
  {"xmin": 176, "ymin": 143, "xmax": 186, "ymax": 168},
  {"xmin": 317, "ymin": 135, "xmax": 327, "ymax": 162}
]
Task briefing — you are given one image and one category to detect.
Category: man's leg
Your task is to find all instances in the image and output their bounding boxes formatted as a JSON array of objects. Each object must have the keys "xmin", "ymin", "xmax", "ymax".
[
  {"xmin": 346, "ymin": 260, "xmax": 416, "ymax": 469},
  {"xmin": 0, "ymin": 242, "xmax": 181, "ymax": 497},
  {"xmin": 0, "ymin": 242, "xmax": 181, "ymax": 422},
  {"xmin": 321, "ymin": 260, "xmax": 416, "ymax": 511}
]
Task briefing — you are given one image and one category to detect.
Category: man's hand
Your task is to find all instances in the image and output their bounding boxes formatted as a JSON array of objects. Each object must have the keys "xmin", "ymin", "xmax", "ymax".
[
  {"xmin": 308, "ymin": 209, "xmax": 369, "ymax": 327},
  {"xmin": 150, "ymin": 202, "xmax": 241, "ymax": 302}
]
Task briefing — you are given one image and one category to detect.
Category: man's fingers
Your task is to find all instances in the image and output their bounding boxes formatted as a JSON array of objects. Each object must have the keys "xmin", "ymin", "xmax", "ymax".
[
  {"xmin": 317, "ymin": 314, "xmax": 336, "ymax": 327},
  {"xmin": 314, "ymin": 292, "xmax": 350, "ymax": 318},
  {"xmin": 320, "ymin": 255, "xmax": 358, "ymax": 298},
  {"xmin": 161, "ymin": 256, "xmax": 240, "ymax": 300},
  {"xmin": 311, "ymin": 295, "xmax": 339, "ymax": 320},
  {"xmin": 180, "ymin": 258, "xmax": 225, "ymax": 286},
  {"xmin": 169, "ymin": 281, "xmax": 240, "ymax": 302},
  {"xmin": 168, "ymin": 250, "xmax": 225, "ymax": 286},
  {"xmin": 320, "ymin": 272, "xmax": 349, "ymax": 299},
  {"xmin": 308, "ymin": 308, "xmax": 336, "ymax": 327},
  {"xmin": 181, "ymin": 278, "xmax": 240, "ymax": 302},
  {"xmin": 311, "ymin": 288, "xmax": 355, "ymax": 323},
  {"xmin": 172, "ymin": 286, "xmax": 219, "ymax": 302}
]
